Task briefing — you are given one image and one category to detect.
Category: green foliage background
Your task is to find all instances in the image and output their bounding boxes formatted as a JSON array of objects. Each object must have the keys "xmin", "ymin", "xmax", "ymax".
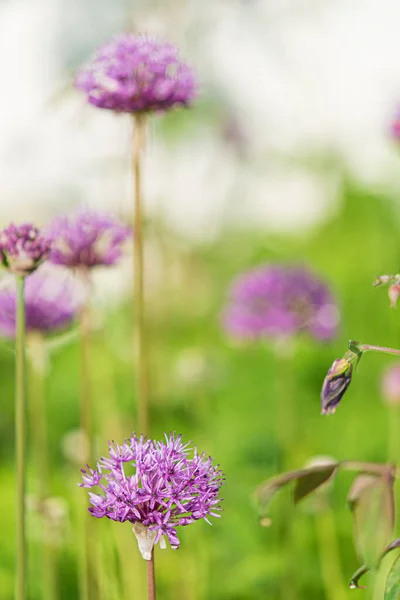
[{"xmin": 1, "ymin": 180, "xmax": 400, "ymax": 599}]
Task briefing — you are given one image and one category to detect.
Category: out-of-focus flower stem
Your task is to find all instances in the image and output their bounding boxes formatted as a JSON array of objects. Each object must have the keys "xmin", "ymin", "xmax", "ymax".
[
  {"xmin": 27, "ymin": 333, "xmax": 57, "ymax": 600},
  {"xmin": 132, "ymin": 113, "xmax": 149, "ymax": 435},
  {"xmin": 147, "ymin": 550, "xmax": 156, "ymax": 600},
  {"xmin": 78, "ymin": 270, "xmax": 94, "ymax": 600},
  {"xmin": 315, "ymin": 509, "xmax": 347, "ymax": 600},
  {"xmin": 15, "ymin": 275, "xmax": 27, "ymax": 600}
]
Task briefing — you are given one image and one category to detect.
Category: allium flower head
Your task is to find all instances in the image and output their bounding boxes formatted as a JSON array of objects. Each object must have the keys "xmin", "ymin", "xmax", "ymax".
[
  {"xmin": 75, "ymin": 34, "xmax": 196, "ymax": 113},
  {"xmin": 0, "ymin": 269, "xmax": 79, "ymax": 337},
  {"xmin": 223, "ymin": 264, "xmax": 339, "ymax": 341},
  {"xmin": 0, "ymin": 223, "xmax": 51, "ymax": 277},
  {"xmin": 47, "ymin": 211, "xmax": 130, "ymax": 269},
  {"xmin": 80, "ymin": 433, "xmax": 224, "ymax": 558}
]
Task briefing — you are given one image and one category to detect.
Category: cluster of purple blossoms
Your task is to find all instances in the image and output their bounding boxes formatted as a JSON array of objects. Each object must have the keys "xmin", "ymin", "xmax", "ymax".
[
  {"xmin": 75, "ymin": 34, "xmax": 196, "ymax": 113},
  {"xmin": 47, "ymin": 211, "xmax": 130, "ymax": 270},
  {"xmin": 223, "ymin": 264, "xmax": 339, "ymax": 341},
  {"xmin": 0, "ymin": 269, "xmax": 79, "ymax": 337},
  {"xmin": 80, "ymin": 433, "xmax": 224, "ymax": 555},
  {"xmin": 0, "ymin": 223, "xmax": 51, "ymax": 277}
]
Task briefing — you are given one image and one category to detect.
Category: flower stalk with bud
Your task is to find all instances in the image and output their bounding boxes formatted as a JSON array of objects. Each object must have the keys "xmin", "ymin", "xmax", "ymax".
[
  {"xmin": 321, "ymin": 340, "xmax": 400, "ymax": 415},
  {"xmin": 0, "ymin": 223, "xmax": 51, "ymax": 600},
  {"xmin": 75, "ymin": 34, "xmax": 196, "ymax": 436}
]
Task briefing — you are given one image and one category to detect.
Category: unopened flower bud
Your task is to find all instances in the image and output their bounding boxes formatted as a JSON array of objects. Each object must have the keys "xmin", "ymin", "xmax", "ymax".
[
  {"xmin": 321, "ymin": 357, "xmax": 354, "ymax": 415},
  {"xmin": 382, "ymin": 363, "xmax": 400, "ymax": 406},
  {"xmin": 0, "ymin": 223, "xmax": 51, "ymax": 277},
  {"xmin": 389, "ymin": 284, "xmax": 400, "ymax": 308}
]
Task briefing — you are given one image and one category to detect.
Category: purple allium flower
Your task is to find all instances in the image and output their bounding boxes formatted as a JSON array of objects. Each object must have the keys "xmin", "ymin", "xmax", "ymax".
[
  {"xmin": 80, "ymin": 433, "xmax": 224, "ymax": 558},
  {"xmin": 382, "ymin": 363, "xmax": 400, "ymax": 406},
  {"xmin": 0, "ymin": 269, "xmax": 79, "ymax": 337},
  {"xmin": 47, "ymin": 211, "xmax": 130, "ymax": 270},
  {"xmin": 223, "ymin": 264, "xmax": 339, "ymax": 341},
  {"xmin": 75, "ymin": 34, "xmax": 196, "ymax": 113},
  {"xmin": 0, "ymin": 223, "xmax": 51, "ymax": 277}
]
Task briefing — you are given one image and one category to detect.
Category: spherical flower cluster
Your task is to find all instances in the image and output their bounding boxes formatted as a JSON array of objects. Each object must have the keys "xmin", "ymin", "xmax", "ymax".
[
  {"xmin": 47, "ymin": 211, "xmax": 130, "ymax": 270},
  {"xmin": 0, "ymin": 269, "xmax": 79, "ymax": 337},
  {"xmin": 0, "ymin": 223, "xmax": 51, "ymax": 277},
  {"xmin": 75, "ymin": 34, "xmax": 196, "ymax": 113},
  {"xmin": 223, "ymin": 264, "xmax": 339, "ymax": 341},
  {"xmin": 80, "ymin": 433, "xmax": 224, "ymax": 556}
]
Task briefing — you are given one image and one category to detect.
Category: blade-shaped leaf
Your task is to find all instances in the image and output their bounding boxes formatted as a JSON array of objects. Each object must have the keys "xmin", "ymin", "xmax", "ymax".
[
  {"xmin": 348, "ymin": 472, "xmax": 395, "ymax": 565},
  {"xmin": 294, "ymin": 464, "xmax": 337, "ymax": 503},
  {"xmin": 385, "ymin": 555, "xmax": 400, "ymax": 599},
  {"xmin": 255, "ymin": 462, "xmax": 339, "ymax": 513}
]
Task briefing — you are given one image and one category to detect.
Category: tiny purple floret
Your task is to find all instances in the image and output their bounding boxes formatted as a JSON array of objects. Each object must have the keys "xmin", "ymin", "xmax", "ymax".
[
  {"xmin": 0, "ymin": 269, "xmax": 79, "ymax": 337},
  {"xmin": 0, "ymin": 223, "xmax": 51, "ymax": 277},
  {"xmin": 79, "ymin": 433, "xmax": 225, "ymax": 551},
  {"xmin": 223, "ymin": 264, "xmax": 339, "ymax": 341},
  {"xmin": 75, "ymin": 34, "xmax": 196, "ymax": 113},
  {"xmin": 47, "ymin": 211, "xmax": 130, "ymax": 270}
]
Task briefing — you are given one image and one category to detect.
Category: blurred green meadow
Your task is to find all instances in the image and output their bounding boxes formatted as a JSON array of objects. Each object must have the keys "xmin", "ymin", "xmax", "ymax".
[{"xmin": 1, "ymin": 179, "xmax": 400, "ymax": 598}]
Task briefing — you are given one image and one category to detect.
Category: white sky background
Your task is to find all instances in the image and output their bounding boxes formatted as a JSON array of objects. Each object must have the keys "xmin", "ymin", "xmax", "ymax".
[{"xmin": 1, "ymin": 0, "xmax": 400, "ymax": 238}]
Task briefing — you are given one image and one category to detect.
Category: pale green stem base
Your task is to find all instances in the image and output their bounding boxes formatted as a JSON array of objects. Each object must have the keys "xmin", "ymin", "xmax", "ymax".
[
  {"xmin": 133, "ymin": 113, "xmax": 150, "ymax": 436},
  {"xmin": 15, "ymin": 276, "xmax": 27, "ymax": 600}
]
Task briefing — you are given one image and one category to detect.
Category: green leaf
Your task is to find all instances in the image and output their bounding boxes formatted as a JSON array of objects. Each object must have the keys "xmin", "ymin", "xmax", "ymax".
[
  {"xmin": 294, "ymin": 464, "xmax": 337, "ymax": 503},
  {"xmin": 255, "ymin": 462, "xmax": 339, "ymax": 513},
  {"xmin": 385, "ymin": 555, "xmax": 400, "ymax": 599},
  {"xmin": 348, "ymin": 473, "xmax": 395, "ymax": 565}
]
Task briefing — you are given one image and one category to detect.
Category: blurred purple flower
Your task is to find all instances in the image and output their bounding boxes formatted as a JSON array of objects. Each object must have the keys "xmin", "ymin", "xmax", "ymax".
[
  {"xmin": 75, "ymin": 34, "xmax": 196, "ymax": 114},
  {"xmin": 223, "ymin": 264, "xmax": 339, "ymax": 341},
  {"xmin": 47, "ymin": 211, "xmax": 130, "ymax": 270},
  {"xmin": 391, "ymin": 111, "xmax": 400, "ymax": 141},
  {"xmin": 382, "ymin": 363, "xmax": 400, "ymax": 406},
  {"xmin": 0, "ymin": 269, "xmax": 79, "ymax": 337},
  {"xmin": 0, "ymin": 223, "xmax": 51, "ymax": 277},
  {"xmin": 80, "ymin": 433, "xmax": 224, "ymax": 557}
]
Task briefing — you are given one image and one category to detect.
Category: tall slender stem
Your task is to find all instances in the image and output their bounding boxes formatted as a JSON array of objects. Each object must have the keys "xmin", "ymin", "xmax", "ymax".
[
  {"xmin": 15, "ymin": 276, "xmax": 27, "ymax": 600},
  {"xmin": 315, "ymin": 510, "xmax": 348, "ymax": 600},
  {"xmin": 147, "ymin": 551, "xmax": 156, "ymax": 600},
  {"xmin": 132, "ymin": 113, "xmax": 149, "ymax": 435},
  {"xmin": 78, "ymin": 270, "xmax": 94, "ymax": 600},
  {"xmin": 28, "ymin": 334, "xmax": 57, "ymax": 600}
]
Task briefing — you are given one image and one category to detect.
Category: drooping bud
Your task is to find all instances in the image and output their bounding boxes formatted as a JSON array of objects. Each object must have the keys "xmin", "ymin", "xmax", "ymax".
[
  {"xmin": 321, "ymin": 355, "xmax": 355, "ymax": 415},
  {"xmin": 389, "ymin": 284, "xmax": 400, "ymax": 308}
]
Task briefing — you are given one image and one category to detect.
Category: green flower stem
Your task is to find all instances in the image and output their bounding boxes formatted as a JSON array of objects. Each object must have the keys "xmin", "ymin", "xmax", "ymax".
[
  {"xmin": 315, "ymin": 509, "xmax": 348, "ymax": 600},
  {"xmin": 133, "ymin": 113, "xmax": 150, "ymax": 435},
  {"xmin": 27, "ymin": 333, "xmax": 57, "ymax": 600},
  {"xmin": 359, "ymin": 344, "xmax": 400, "ymax": 357},
  {"xmin": 15, "ymin": 276, "xmax": 27, "ymax": 600},
  {"xmin": 78, "ymin": 274, "xmax": 95, "ymax": 600},
  {"xmin": 147, "ymin": 550, "xmax": 156, "ymax": 600}
]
